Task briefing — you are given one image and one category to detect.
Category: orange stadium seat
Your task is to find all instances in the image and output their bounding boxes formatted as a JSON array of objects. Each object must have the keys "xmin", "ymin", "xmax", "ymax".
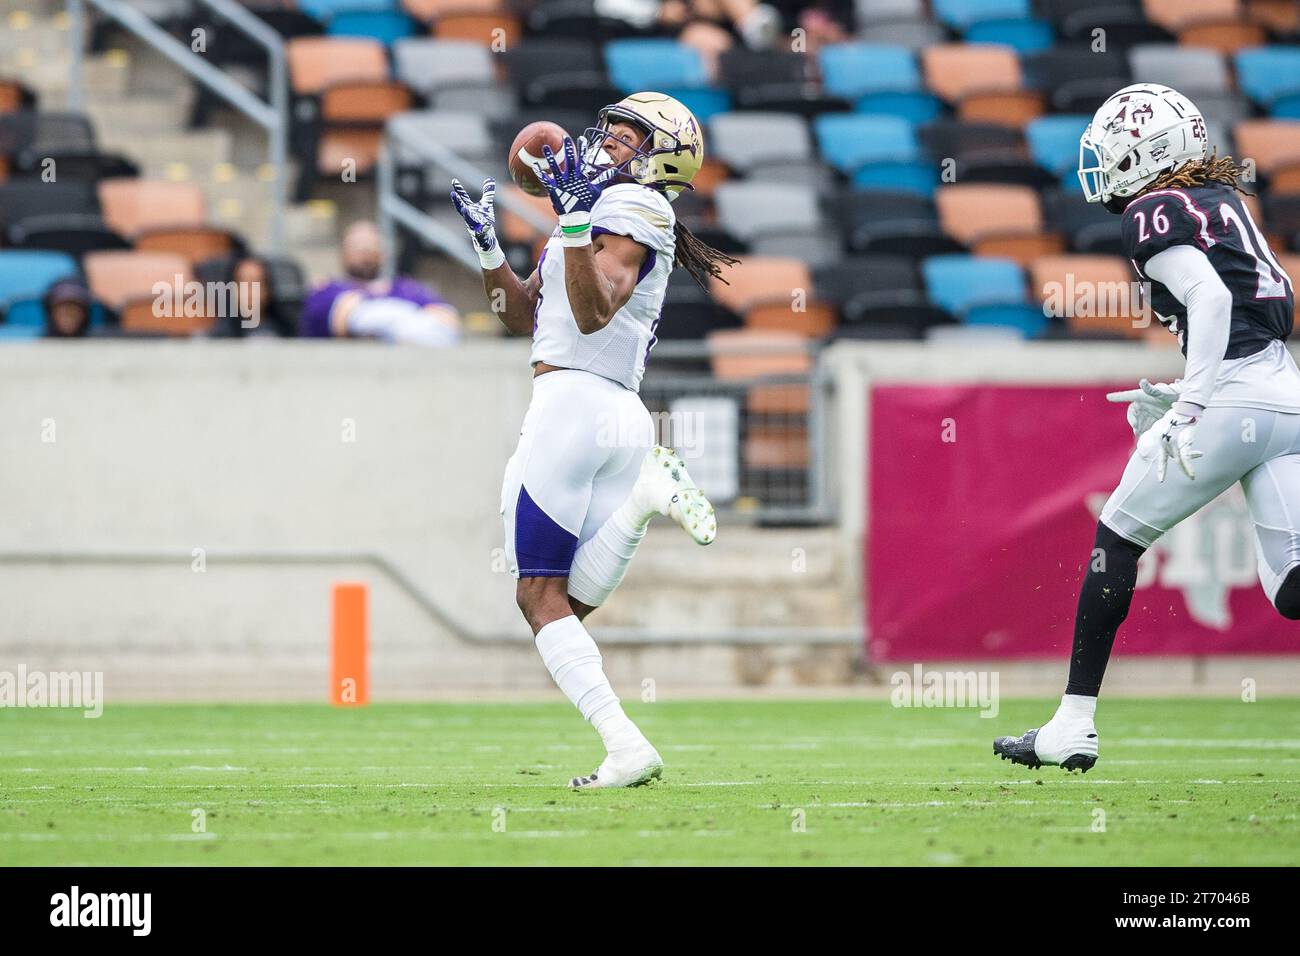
[
  {"xmin": 708, "ymin": 257, "xmax": 811, "ymax": 316},
  {"xmin": 134, "ymin": 226, "xmax": 237, "ymax": 267},
  {"xmin": 1279, "ymin": 255, "xmax": 1300, "ymax": 323},
  {"xmin": 287, "ymin": 37, "xmax": 389, "ymax": 95},
  {"xmin": 921, "ymin": 44, "xmax": 1022, "ymax": 104},
  {"xmin": 434, "ymin": 12, "xmax": 521, "ymax": 48},
  {"xmin": 1143, "ymin": 0, "xmax": 1239, "ymax": 32},
  {"xmin": 1247, "ymin": 0, "xmax": 1299, "ymax": 33},
  {"xmin": 84, "ymin": 250, "xmax": 215, "ymax": 335},
  {"xmin": 1178, "ymin": 21, "xmax": 1266, "ymax": 55},
  {"xmin": 1234, "ymin": 121, "xmax": 1300, "ymax": 194},
  {"xmin": 0, "ymin": 80, "xmax": 25, "ymax": 114},
  {"xmin": 1030, "ymin": 255, "xmax": 1145, "ymax": 339},
  {"xmin": 743, "ymin": 300, "xmax": 836, "ymax": 339},
  {"xmin": 403, "ymin": 0, "xmax": 503, "ymax": 23},
  {"xmin": 935, "ymin": 184, "xmax": 1063, "ymax": 263},
  {"xmin": 97, "ymin": 178, "xmax": 206, "ymax": 237}
]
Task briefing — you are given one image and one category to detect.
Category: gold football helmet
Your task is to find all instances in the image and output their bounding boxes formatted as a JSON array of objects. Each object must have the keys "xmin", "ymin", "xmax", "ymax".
[{"xmin": 582, "ymin": 91, "xmax": 704, "ymax": 201}]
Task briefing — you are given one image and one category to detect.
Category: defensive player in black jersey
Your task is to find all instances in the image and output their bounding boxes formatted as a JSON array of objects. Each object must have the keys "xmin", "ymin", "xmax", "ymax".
[{"xmin": 995, "ymin": 84, "xmax": 1298, "ymax": 772}]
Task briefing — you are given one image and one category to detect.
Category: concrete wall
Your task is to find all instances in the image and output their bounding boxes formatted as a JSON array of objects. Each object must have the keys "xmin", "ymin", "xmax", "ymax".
[{"xmin": 2, "ymin": 339, "xmax": 1294, "ymax": 700}]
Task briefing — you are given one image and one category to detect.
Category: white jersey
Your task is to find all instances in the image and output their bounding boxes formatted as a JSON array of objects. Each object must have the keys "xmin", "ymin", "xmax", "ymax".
[{"xmin": 529, "ymin": 183, "xmax": 675, "ymax": 392}]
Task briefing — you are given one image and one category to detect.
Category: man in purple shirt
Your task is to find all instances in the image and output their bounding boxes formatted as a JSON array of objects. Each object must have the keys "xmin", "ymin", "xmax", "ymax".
[{"xmin": 300, "ymin": 220, "xmax": 462, "ymax": 345}]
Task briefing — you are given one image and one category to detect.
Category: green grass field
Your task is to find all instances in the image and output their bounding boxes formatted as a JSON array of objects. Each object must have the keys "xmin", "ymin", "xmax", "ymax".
[{"xmin": 1, "ymin": 699, "xmax": 1297, "ymax": 866}]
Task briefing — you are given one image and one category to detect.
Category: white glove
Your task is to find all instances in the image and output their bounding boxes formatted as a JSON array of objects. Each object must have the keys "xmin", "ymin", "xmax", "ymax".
[
  {"xmin": 1106, "ymin": 378, "xmax": 1181, "ymax": 439},
  {"xmin": 1137, "ymin": 407, "xmax": 1204, "ymax": 482}
]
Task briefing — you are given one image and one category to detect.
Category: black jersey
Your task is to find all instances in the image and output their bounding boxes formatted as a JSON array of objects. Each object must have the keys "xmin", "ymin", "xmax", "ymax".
[{"xmin": 1120, "ymin": 183, "xmax": 1295, "ymax": 359}]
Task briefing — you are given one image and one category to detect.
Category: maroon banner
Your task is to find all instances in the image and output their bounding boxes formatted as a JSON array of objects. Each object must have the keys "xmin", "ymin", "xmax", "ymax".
[{"xmin": 867, "ymin": 384, "xmax": 1293, "ymax": 661}]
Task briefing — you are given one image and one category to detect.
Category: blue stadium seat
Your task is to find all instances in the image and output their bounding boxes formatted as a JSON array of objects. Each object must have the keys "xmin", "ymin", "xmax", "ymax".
[
  {"xmin": 1026, "ymin": 115, "xmax": 1089, "ymax": 176},
  {"xmin": 605, "ymin": 40, "xmax": 708, "ymax": 93},
  {"xmin": 3, "ymin": 297, "xmax": 107, "ymax": 331},
  {"xmin": 815, "ymin": 113, "xmax": 918, "ymax": 171},
  {"xmin": 932, "ymin": 0, "xmax": 1030, "ymax": 30},
  {"xmin": 1234, "ymin": 47, "xmax": 1300, "ymax": 108},
  {"xmin": 0, "ymin": 324, "xmax": 42, "ymax": 340},
  {"xmin": 854, "ymin": 91, "xmax": 943, "ymax": 124},
  {"xmin": 326, "ymin": 10, "xmax": 417, "ymax": 44},
  {"xmin": 300, "ymin": 0, "xmax": 396, "ymax": 20},
  {"xmin": 965, "ymin": 18, "xmax": 1054, "ymax": 54},
  {"xmin": 0, "ymin": 251, "xmax": 80, "ymax": 305},
  {"xmin": 819, "ymin": 43, "xmax": 918, "ymax": 100},
  {"xmin": 963, "ymin": 302, "xmax": 1048, "ymax": 336},
  {"xmin": 663, "ymin": 87, "xmax": 732, "ymax": 123},
  {"xmin": 851, "ymin": 161, "xmax": 938, "ymax": 196},
  {"xmin": 922, "ymin": 254, "xmax": 1026, "ymax": 315}
]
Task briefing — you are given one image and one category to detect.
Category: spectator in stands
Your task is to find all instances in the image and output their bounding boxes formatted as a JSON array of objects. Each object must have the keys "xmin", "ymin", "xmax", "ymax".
[
  {"xmin": 199, "ymin": 254, "xmax": 298, "ymax": 338},
  {"xmin": 43, "ymin": 278, "xmax": 93, "ymax": 338},
  {"xmin": 300, "ymin": 220, "xmax": 461, "ymax": 346},
  {"xmin": 598, "ymin": 0, "xmax": 782, "ymax": 54}
]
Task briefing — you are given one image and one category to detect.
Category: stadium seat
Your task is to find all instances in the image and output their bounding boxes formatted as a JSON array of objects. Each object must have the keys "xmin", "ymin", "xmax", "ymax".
[
  {"xmin": 1142, "ymin": 0, "xmax": 1238, "ymax": 32},
  {"xmin": 1128, "ymin": 45, "xmax": 1230, "ymax": 94},
  {"xmin": 0, "ymin": 111, "xmax": 96, "ymax": 158},
  {"xmin": 7, "ymin": 213, "xmax": 131, "ymax": 259},
  {"xmin": 1043, "ymin": 185, "xmax": 1124, "ymax": 254},
  {"xmin": 1026, "ymin": 115, "xmax": 1090, "ymax": 176},
  {"xmin": 814, "ymin": 255, "xmax": 920, "ymax": 306},
  {"xmin": 301, "ymin": 0, "xmax": 396, "ymax": 17},
  {"xmin": 403, "ymin": 0, "xmax": 502, "ymax": 22},
  {"xmin": 0, "ymin": 179, "xmax": 100, "ymax": 237},
  {"xmin": 0, "ymin": 250, "xmax": 80, "ymax": 305},
  {"xmin": 1235, "ymin": 48, "xmax": 1300, "ymax": 112},
  {"xmin": 1178, "ymin": 21, "xmax": 1265, "ymax": 55},
  {"xmin": 604, "ymin": 40, "xmax": 708, "ymax": 93},
  {"xmin": 287, "ymin": 36, "xmax": 390, "ymax": 94},
  {"xmin": 524, "ymin": 0, "xmax": 642, "ymax": 41},
  {"xmin": 434, "ymin": 11, "xmax": 521, "ymax": 46},
  {"xmin": 1234, "ymin": 120, "xmax": 1300, "ymax": 192},
  {"xmin": 921, "ymin": 44, "xmax": 1022, "ymax": 104},
  {"xmin": 1029, "ymin": 254, "xmax": 1145, "ymax": 337},
  {"xmin": 393, "ymin": 39, "xmax": 494, "ymax": 99},
  {"xmin": 965, "ymin": 18, "xmax": 1054, "ymax": 54},
  {"xmin": 83, "ymin": 250, "xmax": 212, "ymax": 335},
  {"xmin": 1246, "ymin": 0, "xmax": 1298, "ymax": 34},
  {"xmin": 814, "ymin": 113, "xmax": 918, "ymax": 172},
  {"xmin": 708, "ymin": 257, "xmax": 810, "ymax": 316},
  {"xmin": 932, "ymin": 0, "xmax": 1031, "ymax": 30},
  {"xmin": 715, "ymin": 181, "xmax": 821, "ymax": 243},
  {"xmin": 855, "ymin": 0, "xmax": 926, "ymax": 23},
  {"xmin": 818, "ymin": 43, "xmax": 919, "ymax": 102},
  {"xmin": 935, "ymin": 184, "xmax": 1061, "ymax": 264},
  {"xmin": 859, "ymin": 19, "xmax": 948, "ymax": 52},
  {"xmin": 0, "ymin": 79, "xmax": 35, "ymax": 114},
  {"xmin": 326, "ymin": 9, "xmax": 418, "ymax": 43},
  {"xmin": 98, "ymin": 179, "xmax": 206, "ymax": 237},
  {"xmin": 1060, "ymin": 6, "xmax": 1173, "ymax": 47},
  {"xmin": 921, "ymin": 255, "xmax": 1041, "ymax": 336},
  {"xmin": 1023, "ymin": 46, "xmax": 1131, "ymax": 113},
  {"xmin": 710, "ymin": 112, "xmax": 811, "ymax": 171},
  {"xmin": 1264, "ymin": 194, "xmax": 1300, "ymax": 251},
  {"xmin": 664, "ymin": 88, "xmax": 732, "ymax": 123},
  {"xmin": 135, "ymin": 226, "xmax": 239, "ymax": 268}
]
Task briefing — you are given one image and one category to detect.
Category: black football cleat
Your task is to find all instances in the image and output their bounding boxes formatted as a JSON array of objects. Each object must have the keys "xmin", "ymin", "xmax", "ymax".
[{"xmin": 994, "ymin": 729, "xmax": 1097, "ymax": 773}]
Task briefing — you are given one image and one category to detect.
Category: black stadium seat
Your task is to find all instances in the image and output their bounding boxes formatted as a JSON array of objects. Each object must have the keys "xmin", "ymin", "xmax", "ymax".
[
  {"xmin": 0, "ymin": 111, "xmax": 96, "ymax": 162},
  {"xmin": 814, "ymin": 255, "xmax": 920, "ymax": 307},
  {"xmin": 6, "ymin": 213, "xmax": 130, "ymax": 258},
  {"xmin": 0, "ymin": 179, "xmax": 100, "ymax": 236},
  {"xmin": 1024, "ymin": 46, "xmax": 1131, "ymax": 113}
]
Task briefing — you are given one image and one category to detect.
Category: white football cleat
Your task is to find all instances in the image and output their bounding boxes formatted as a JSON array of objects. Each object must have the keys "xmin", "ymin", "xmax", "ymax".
[
  {"xmin": 570, "ymin": 739, "xmax": 664, "ymax": 790},
  {"xmin": 632, "ymin": 446, "xmax": 716, "ymax": 545}
]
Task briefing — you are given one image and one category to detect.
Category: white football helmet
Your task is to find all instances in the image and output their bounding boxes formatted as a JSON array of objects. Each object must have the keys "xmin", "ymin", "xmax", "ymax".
[{"xmin": 1078, "ymin": 83, "xmax": 1208, "ymax": 206}]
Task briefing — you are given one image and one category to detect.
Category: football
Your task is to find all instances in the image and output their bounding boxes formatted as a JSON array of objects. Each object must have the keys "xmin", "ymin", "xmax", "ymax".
[{"xmin": 508, "ymin": 120, "xmax": 569, "ymax": 196}]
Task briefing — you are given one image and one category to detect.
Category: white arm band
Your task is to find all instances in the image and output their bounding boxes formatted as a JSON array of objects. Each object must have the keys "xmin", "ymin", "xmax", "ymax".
[{"xmin": 1142, "ymin": 244, "xmax": 1234, "ymax": 411}]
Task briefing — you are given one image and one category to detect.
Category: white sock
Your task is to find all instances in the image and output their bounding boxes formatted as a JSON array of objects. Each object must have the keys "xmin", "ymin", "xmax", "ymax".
[
  {"xmin": 567, "ymin": 497, "xmax": 651, "ymax": 607},
  {"xmin": 1057, "ymin": 694, "xmax": 1097, "ymax": 720},
  {"xmin": 535, "ymin": 615, "xmax": 638, "ymax": 748}
]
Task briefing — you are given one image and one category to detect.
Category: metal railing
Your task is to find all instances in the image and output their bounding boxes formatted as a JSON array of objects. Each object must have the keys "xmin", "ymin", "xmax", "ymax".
[
  {"xmin": 643, "ymin": 341, "xmax": 834, "ymax": 525},
  {"xmin": 66, "ymin": 0, "xmax": 288, "ymax": 252}
]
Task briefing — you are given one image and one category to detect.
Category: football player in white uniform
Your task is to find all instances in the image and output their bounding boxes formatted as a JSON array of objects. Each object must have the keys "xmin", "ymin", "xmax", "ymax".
[
  {"xmin": 450, "ymin": 93, "xmax": 738, "ymax": 789},
  {"xmin": 995, "ymin": 84, "xmax": 1298, "ymax": 773}
]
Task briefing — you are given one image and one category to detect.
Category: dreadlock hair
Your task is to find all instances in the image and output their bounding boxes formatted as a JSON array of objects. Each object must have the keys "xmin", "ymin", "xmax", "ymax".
[
  {"xmin": 1146, "ymin": 150, "xmax": 1253, "ymax": 196},
  {"xmin": 674, "ymin": 220, "xmax": 740, "ymax": 289}
]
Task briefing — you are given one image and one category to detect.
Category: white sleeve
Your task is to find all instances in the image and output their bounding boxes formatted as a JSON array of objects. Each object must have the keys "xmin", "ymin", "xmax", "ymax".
[{"xmin": 1142, "ymin": 244, "xmax": 1234, "ymax": 410}]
